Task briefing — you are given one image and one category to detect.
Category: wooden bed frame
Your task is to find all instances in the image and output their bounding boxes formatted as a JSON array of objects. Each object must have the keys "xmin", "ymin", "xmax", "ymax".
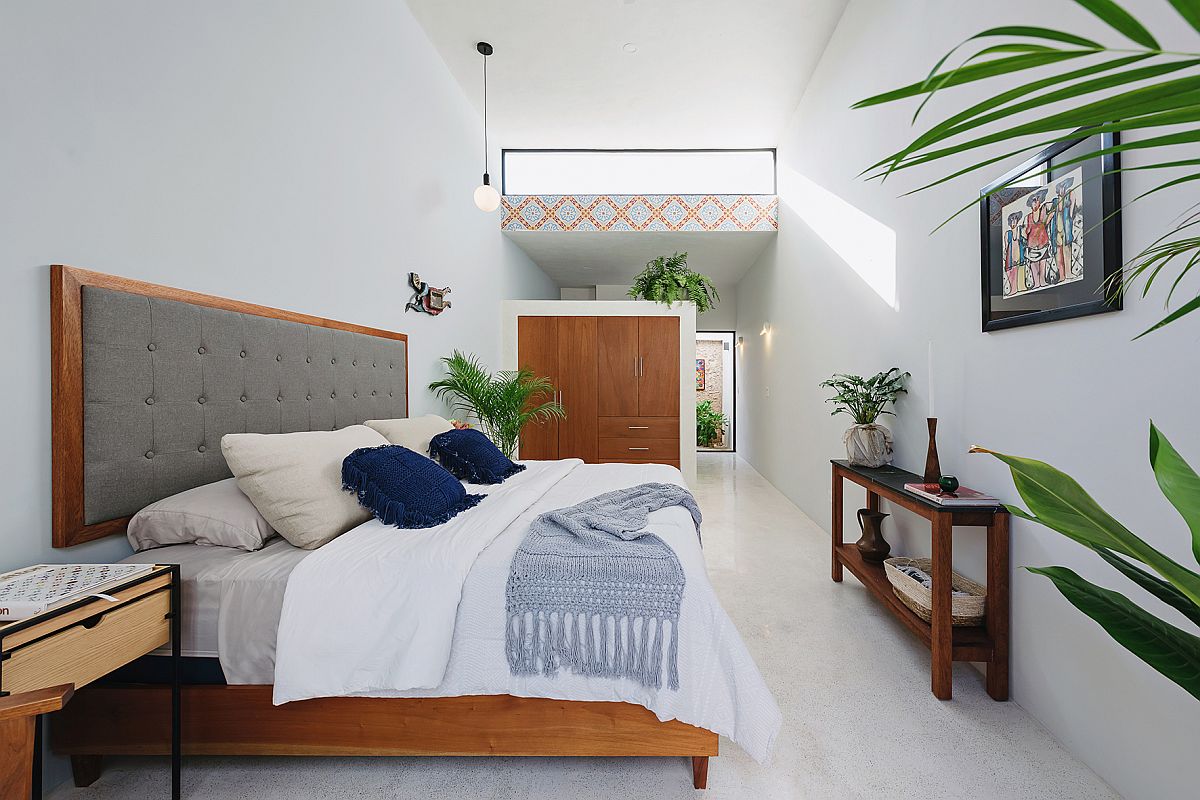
[{"xmin": 48, "ymin": 266, "xmax": 719, "ymax": 789}]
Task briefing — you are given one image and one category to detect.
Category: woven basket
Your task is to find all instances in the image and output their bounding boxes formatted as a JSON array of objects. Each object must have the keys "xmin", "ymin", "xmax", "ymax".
[{"xmin": 883, "ymin": 557, "xmax": 986, "ymax": 626}]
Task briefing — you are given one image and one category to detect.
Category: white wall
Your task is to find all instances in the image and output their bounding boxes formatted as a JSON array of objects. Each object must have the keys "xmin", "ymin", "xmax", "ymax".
[
  {"xmin": 501, "ymin": 300, "xmax": 697, "ymax": 486},
  {"xmin": 735, "ymin": 1, "xmax": 1200, "ymax": 798},
  {"xmin": 0, "ymin": 0, "xmax": 556, "ymax": 570}
]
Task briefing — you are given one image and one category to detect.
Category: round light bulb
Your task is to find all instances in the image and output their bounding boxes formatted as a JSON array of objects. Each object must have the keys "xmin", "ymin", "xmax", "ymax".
[{"xmin": 474, "ymin": 183, "xmax": 501, "ymax": 212}]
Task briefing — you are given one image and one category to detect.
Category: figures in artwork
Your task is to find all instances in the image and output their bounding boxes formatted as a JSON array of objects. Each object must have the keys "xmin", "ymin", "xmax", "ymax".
[
  {"xmin": 999, "ymin": 166, "xmax": 1085, "ymax": 298},
  {"xmin": 405, "ymin": 272, "xmax": 452, "ymax": 315}
]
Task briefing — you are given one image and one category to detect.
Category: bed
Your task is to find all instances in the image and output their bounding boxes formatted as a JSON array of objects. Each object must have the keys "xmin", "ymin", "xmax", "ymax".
[{"xmin": 47, "ymin": 266, "xmax": 779, "ymax": 789}]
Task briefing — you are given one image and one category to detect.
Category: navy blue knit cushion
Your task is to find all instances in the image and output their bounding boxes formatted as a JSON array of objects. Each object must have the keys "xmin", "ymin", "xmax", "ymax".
[
  {"xmin": 341, "ymin": 445, "xmax": 484, "ymax": 529},
  {"xmin": 429, "ymin": 428, "xmax": 526, "ymax": 484}
]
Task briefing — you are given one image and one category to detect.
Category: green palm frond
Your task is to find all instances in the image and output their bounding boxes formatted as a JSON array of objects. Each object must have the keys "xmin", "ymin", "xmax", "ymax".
[
  {"xmin": 855, "ymin": 0, "xmax": 1200, "ymax": 335},
  {"xmin": 428, "ymin": 351, "xmax": 565, "ymax": 458}
]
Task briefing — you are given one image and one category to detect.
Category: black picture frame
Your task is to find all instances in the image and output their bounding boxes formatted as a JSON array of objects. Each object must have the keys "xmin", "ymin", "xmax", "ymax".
[{"xmin": 979, "ymin": 129, "xmax": 1122, "ymax": 332}]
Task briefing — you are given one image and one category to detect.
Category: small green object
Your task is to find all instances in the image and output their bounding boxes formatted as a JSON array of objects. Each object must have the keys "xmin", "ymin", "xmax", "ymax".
[{"xmin": 939, "ymin": 475, "xmax": 960, "ymax": 493}]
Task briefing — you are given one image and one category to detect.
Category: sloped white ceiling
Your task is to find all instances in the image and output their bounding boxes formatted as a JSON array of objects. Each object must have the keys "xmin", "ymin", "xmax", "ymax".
[{"xmin": 406, "ymin": 0, "xmax": 849, "ymax": 149}]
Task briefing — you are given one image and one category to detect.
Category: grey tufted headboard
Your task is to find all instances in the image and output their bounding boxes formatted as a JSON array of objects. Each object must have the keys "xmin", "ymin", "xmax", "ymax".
[{"xmin": 51, "ymin": 266, "xmax": 408, "ymax": 547}]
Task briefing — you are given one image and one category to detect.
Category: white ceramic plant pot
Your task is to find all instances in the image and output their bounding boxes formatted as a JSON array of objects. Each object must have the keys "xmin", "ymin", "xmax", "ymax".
[{"xmin": 843, "ymin": 423, "xmax": 894, "ymax": 468}]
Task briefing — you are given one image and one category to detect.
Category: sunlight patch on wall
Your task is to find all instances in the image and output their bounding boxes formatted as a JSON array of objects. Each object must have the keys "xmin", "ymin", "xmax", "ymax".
[{"xmin": 781, "ymin": 170, "xmax": 897, "ymax": 309}]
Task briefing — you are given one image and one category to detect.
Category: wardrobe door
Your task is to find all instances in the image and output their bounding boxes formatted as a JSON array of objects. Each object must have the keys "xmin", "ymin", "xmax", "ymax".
[
  {"xmin": 597, "ymin": 316, "xmax": 639, "ymax": 416},
  {"xmin": 517, "ymin": 316, "xmax": 559, "ymax": 460},
  {"xmin": 637, "ymin": 316, "xmax": 680, "ymax": 417},
  {"xmin": 557, "ymin": 316, "xmax": 598, "ymax": 462}
]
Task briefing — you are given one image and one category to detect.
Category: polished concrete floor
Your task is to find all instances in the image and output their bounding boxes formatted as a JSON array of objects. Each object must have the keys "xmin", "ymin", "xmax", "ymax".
[{"xmin": 50, "ymin": 454, "xmax": 1118, "ymax": 799}]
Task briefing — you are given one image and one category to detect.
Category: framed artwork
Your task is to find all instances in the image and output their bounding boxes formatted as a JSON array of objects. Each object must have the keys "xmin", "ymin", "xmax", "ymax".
[
  {"xmin": 695, "ymin": 359, "xmax": 705, "ymax": 391},
  {"xmin": 979, "ymin": 130, "xmax": 1122, "ymax": 331}
]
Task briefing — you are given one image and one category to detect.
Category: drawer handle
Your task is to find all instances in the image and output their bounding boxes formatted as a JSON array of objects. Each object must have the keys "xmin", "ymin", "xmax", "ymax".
[
  {"xmin": 629, "ymin": 447, "xmax": 650, "ymax": 451},
  {"xmin": 627, "ymin": 426, "xmax": 650, "ymax": 429}
]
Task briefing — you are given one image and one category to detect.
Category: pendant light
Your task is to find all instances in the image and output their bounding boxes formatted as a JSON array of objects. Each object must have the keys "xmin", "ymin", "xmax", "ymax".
[{"xmin": 473, "ymin": 41, "xmax": 501, "ymax": 212}]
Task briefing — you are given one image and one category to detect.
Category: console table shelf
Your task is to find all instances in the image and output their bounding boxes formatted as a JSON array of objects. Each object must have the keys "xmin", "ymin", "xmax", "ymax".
[{"xmin": 831, "ymin": 460, "xmax": 1010, "ymax": 701}]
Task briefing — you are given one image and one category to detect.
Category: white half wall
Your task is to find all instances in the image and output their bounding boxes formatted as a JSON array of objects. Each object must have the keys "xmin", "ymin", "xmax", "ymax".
[
  {"xmin": 734, "ymin": 1, "xmax": 1200, "ymax": 798},
  {"xmin": 501, "ymin": 300, "xmax": 697, "ymax": 486},
  {"xmin": 0, "ymin": 0, "xmax": 556, "ymax": 577}
]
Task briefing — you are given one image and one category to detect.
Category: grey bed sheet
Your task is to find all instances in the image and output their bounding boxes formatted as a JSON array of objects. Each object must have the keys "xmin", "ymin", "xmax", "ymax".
[{"xmin": 121, "ymin": 537, "xmax": 308, "ymax": 683}]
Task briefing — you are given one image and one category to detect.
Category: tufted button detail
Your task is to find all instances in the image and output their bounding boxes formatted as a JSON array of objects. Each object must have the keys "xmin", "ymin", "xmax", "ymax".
[
  {"xmin": 389, "ymin": 392, "xmax": 393, "ymax": 397},
  {"xmin": 147, "ymin": 343, "xmax": 157, "ymax": 352},
  {"xmin": 331, "ymin": 392, "xmax": 336, "ymax": 399},
  {"xmin": 197, "ymin": 396, "xmax": 206, "ymax": 404},
  {"xmin": 331, "ymin": 358, "xmax": 337, "ymax": 365},
  {"xmin": 240, "ymin": 395, "xmax": 247, "ymax": 402},
  {"xmin": 198, "ymin": 445, "xmax": 206, "ymax": 453},
  {"xmin": 145, "ymin": 450, "xmax": 154, "ymax": 459},
  {"xmin": 239, "ymin": 350, "xmax": 246, "ymax": 358},
  {"xmin": 352, "ymin": 392, "xmax": 358, "ymax": 398},
  {"xmin": 145, "ymin": 397, "xmax": 155, "ymax": 405},
  {"xmin": 352, "ymin": 360, "xmax": 358, "ymax": 366},
  {"xmin": 197, "ymin": 346, "xmax": 206, "ymax": 355},
  {"xmin": 277, "ymin": 394, "xmax": 282, "ymax": 402},
  {"xmin": 372, "ymin": 362, "xmax": 377, "ymax": 368},
  {"xmin": 275, "ymin": 354, "xmax": 282, "ymax": 362},
  {"xmin": 306, "ymin": 356, "xmax": 312, "ymax": 363},
  {"xmin": 306, "ymin": 394, "xmax": 312, "ymax": 401}
]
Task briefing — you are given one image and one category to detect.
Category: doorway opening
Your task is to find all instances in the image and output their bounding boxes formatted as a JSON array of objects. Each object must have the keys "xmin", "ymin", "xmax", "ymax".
[{"xmin": 696, "ymin": 331, "xmax": 735, "ymax": 452}]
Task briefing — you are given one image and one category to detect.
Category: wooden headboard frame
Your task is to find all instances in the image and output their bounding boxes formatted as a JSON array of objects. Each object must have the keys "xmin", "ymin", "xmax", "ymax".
[{"xmin": 50, "ymin": 265, "xmax": 410, "ymax": 548}]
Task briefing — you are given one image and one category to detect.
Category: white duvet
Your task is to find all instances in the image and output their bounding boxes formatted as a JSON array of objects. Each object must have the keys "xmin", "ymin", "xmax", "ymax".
[{"xmin": 273, "ymin": 460, "xmax": 781, "ymax": 763}]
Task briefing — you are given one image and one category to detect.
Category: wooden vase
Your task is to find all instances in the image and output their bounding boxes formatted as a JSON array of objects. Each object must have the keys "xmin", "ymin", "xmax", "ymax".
[{"xmin": 923, "ymin": 417, "xmax": 941, "ymax": 483}]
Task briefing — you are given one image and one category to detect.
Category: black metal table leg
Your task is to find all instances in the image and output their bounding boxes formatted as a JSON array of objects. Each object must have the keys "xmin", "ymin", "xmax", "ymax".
[
  {"xmin": 170, "ymin": 565, "xmax": 181, "ymax": 799},
  {"xmin": 31, "ymin": 715, "xmax": 42, "ymax": 800}
]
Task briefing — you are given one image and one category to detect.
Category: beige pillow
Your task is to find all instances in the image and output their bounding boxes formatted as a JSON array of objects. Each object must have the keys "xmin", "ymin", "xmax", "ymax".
[
  {"xmin": 220, "ymin": 425, "xmax": 389, "ymax": 550},
  {"xmin": 127, "ymin": 478, "xmax": 274, "ymax": 552},
  {"xmin": 365, "ymin": 415, "xmax": 453, "ymax": 456}
]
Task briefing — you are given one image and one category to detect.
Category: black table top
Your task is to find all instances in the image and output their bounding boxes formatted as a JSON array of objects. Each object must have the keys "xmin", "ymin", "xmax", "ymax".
[{"xmin": 832, "ymin": 459, "xmax": 1003, "ymax": 511}]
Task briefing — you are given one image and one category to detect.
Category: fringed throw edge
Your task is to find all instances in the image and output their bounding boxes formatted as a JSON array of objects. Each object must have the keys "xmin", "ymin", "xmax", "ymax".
[{"xmin": 506, "ymin": 609, "xmax": 679, "ymax": 691}]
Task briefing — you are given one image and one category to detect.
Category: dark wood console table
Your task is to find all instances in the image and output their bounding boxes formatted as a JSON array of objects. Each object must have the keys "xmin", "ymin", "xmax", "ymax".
[{"xmin": 831, "ymin": 460, "xmax": 1009, "ymax": 701}]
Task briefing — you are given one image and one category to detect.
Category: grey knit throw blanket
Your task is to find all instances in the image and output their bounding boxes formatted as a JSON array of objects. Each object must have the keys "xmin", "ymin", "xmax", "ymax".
[{"xmin": 505, "ymin": 482, "xmax": 701, "ymax": 691}]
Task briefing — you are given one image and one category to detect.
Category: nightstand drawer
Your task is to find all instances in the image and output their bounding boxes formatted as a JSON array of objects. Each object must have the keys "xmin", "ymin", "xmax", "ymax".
[{"xmin": 1, "ymin": 587, "xmax": 170, "ymax": 694}]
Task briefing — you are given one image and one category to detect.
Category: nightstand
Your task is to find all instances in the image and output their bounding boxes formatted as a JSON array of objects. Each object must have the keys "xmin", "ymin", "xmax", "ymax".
[{"xmin": 0, "ymin": 564, "xmax": 181, "ymax": 799}]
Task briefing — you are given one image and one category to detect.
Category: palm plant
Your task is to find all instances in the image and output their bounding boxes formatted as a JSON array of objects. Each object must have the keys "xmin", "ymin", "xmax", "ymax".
[
  {"xmin": 854, "ymin": 0, "xmax": 1200, "ymax": 337},
  {"xmin": 628, "ymin": 252, "xmax": 720, "ymax": 313},
  {"xmin": 695, "ymin": 400, "xmax": 729, "ymax": 447},
  {"xmin": 972, "ymin": 424, "xmax": 1200, "ymax": 701},
  {"xmin": 428, "ymin": 351, "xmax": 565, "ymax": 458},
  {"xmin": 819, "ymin": 368, "xmax": 910, "ymax": 424}
]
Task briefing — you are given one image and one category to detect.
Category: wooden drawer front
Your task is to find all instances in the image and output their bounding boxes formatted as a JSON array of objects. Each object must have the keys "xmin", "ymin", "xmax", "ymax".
[
  {"xmin": 1, "ymin": 589, "xmax": 169, "ymax": 694},
  {"xmin": 598, "ymin": 437, "xmax": 679, "ymax": 461},
  {"xmin": 598, "ymin": 417, "xmax": 679, "ymax": 440},
  {"xmin": 599, "ymin": 458, "xmax": 681, "ymax": 468}
]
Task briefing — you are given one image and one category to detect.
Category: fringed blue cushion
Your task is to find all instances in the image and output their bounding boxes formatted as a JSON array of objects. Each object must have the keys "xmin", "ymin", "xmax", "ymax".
[
  {"xmin": 342, "ymin": 445, "xmax": 484, "ymax": 529},
  {"xmin": 429, "ymin": 428, "xmax": 526, "ymax": 484}
]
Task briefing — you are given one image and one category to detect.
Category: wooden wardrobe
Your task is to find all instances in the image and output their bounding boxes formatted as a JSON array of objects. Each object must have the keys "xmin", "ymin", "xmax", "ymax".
[{"xmin": 518, "ymin": 315, "xmax": 680, "ymax": 468}]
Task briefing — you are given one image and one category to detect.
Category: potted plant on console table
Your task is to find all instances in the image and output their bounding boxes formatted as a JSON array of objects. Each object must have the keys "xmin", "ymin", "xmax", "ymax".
[{"xmin": 819, "ymin": 368, "xmax": 910, "ymax": 468}]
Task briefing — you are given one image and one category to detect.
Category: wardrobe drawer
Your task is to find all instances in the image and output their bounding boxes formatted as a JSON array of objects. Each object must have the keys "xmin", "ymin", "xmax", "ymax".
[
  {"xmin": 599, "ymin": 458, "xmax": 681, "ymax": 469},
  {"xmin": 0, "ymin": 586, "xmax": 170, "ymax": 695},
  {"xmin": 598, "ymin": 417, "xmax": 679, "ymax": 439},
  {"xmin": 598, "ymin": 437, "xmax": 680, "ymax": 461}
]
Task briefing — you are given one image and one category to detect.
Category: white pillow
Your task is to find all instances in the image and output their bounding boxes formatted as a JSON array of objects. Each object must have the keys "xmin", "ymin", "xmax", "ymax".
[
  {"xmin": 220, "ymin": 425, "xmax": 389, "ymax": 550},
  {"xmin": 127, "ymin": 478, "xmax": 274, "ymax": 552},
  {"xmin": 365, "ymin": 415, "xmax": 454, "ymax": 456}
]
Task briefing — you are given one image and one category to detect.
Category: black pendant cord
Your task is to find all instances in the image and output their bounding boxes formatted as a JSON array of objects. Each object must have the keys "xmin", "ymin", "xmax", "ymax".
[{"xmin": 482, "ymin": 48, "xmax": 488, "ymax": 178}]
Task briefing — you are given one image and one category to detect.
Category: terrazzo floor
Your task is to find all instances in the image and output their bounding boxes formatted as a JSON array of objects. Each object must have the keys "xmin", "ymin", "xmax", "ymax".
[{"xmin": 49, "ymin": 453, "xmax": 1118, "ymax": 799}]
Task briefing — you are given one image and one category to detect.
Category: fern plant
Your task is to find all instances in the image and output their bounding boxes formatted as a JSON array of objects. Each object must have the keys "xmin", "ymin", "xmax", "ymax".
[
  {"xmin": 427, "ymin": 351, "xmax": 564, "ymax": 458},
  {"xmin": 972, "ymin": 424, "xmax": 1200, "ymax": 701},
  {"xmin": 855, "ymin": 0, "xmax": 1200, "ymax": 337},
  {"xmin": 627, "ymin": 252, "xmax": 720, "ymax": 313}
]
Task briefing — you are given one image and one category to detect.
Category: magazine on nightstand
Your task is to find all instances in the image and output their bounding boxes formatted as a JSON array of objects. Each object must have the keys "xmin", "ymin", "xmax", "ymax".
[{"xmin": 0, "ymin": 563, "xmax": 155, "ymax": 621}]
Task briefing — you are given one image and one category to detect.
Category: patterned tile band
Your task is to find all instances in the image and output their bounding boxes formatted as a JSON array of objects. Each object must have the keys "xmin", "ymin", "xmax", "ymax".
[{"xmin": 501, "ymin": 194, "xmax": 779, "ymax": 232}]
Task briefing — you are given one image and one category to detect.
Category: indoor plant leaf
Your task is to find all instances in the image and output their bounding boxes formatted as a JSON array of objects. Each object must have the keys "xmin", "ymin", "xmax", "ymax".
[
  {"xmin": 1071, "ymin": 0, "xmax": 1160, "ymax": 48},
  {"xmin": 1093, "ymin": 546, "xmax": 1200, "ymax": 627},
  {"xmin": 1149, "ymin": 423, "xmax": 1200, "ymax": 563},
  {"xmin": 1027, "ymin": 566, "xmax": 1200, "ymax": 701}
]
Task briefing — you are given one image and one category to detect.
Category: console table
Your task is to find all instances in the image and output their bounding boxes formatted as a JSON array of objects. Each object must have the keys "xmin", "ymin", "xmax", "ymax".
[{"xmin": 831, "ymin": 460, "xmax": 1009, "ymax": 701}]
